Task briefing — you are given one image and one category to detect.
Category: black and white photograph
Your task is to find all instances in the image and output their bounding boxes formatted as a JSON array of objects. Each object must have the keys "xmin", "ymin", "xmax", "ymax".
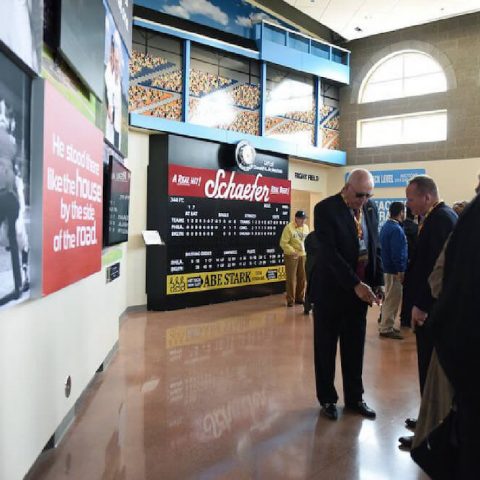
[
  {"xmin": 104, "ymin": 4, "xmax": 129, "ymax": 157},
  {"xmin": 0, "ymin": 51, "xmax": 31, "ymax": 309},
  {"xmin": 0, "ymin": 0, "xmax": 43, "ymax": 74}
]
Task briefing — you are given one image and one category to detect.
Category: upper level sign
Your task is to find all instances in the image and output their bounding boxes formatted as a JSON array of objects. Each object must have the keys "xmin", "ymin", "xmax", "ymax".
[{"xmin": 346, "ymin": 168, "xmax": 426, "ymax": 188}]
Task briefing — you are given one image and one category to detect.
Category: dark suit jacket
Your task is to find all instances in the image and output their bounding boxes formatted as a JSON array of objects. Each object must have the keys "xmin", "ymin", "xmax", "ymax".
[
  {"xmin": 310, "ymin": 193, "xmax": 383, "ymax": 304},
  {"xmin": 305, "ymin": 231, "xmax": 320, "ymax": 281},
  {"xmin": 405, "ymin": 202, "xmax": 457, "ymax": 314},
  {"xmin": 432, "ymin": 194, "xmax": 480, "ymax": 400}
]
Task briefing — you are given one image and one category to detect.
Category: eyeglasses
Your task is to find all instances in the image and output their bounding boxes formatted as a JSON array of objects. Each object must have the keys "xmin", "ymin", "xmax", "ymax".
[
  {"xmin": 351, "ymin": 187, "xmax": 373, "ymax": 199},
  {"xmin": 355, "ymin": 192, "xmax": 373, "ymax": 199}
]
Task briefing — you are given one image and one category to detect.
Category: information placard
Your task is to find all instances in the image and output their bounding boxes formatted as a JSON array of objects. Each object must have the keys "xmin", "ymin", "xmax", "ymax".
[{"xmin": 42, "ymin": 82, "xmax": 103, "ymax": 295}]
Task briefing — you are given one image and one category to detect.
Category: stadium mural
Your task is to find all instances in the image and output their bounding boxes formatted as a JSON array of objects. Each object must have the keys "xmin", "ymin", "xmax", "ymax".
[
  {"xmin": 129, "ymin": 28, "xmax": 341, "ymax": 151},
  {"xmin": 136, "ymin": 0, "xmax": 295, "ymax": 39},
  {"xmin": 129, "ymin": 30, "xmax": 184, "ymax": 121}
]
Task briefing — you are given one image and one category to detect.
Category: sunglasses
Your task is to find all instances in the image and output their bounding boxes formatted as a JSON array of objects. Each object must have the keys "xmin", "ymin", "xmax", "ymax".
[
  {"xmin": 350, "ymin": 186, "xmax": 373, "ymax": 199},
  {"xmin": 355, "ymin": 192, "xmax": 373, "ymax": 199}
]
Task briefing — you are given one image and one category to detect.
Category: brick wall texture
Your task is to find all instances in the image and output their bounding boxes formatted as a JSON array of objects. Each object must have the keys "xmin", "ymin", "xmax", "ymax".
[{"xmin": 339, "ymin": 12, "xmax": 480, "ymax": 165}]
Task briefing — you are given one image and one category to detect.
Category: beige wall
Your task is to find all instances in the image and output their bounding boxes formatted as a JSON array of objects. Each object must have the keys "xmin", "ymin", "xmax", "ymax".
[
  {"xmin": 0, "ymin": 130, "xmax": 150, "ymax": 480},
  {"xmin": 328, "ymin": 158, "xmax": 480, "ymax": 204},
  {"xmin": 126, "ymin": 131, "xmax": 149, "ymax": 307},
  {"xmin": 0, "ymin": 249, "xmax": 127, "ymax": 480},
  {"xmin": 289, "ymin": 158, "xmax": 333, "ymax": 223}
]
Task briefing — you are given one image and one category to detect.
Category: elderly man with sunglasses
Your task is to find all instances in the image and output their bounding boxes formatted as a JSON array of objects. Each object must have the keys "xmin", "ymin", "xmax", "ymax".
[{"xmin": 310, "ymin": 169, "xmax": 384, "ymax": 420}]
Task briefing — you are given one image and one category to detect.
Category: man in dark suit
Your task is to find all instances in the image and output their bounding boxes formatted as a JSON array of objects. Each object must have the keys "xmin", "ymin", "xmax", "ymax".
[
  {"xmin": 303, "ymin": 231, "xmax": 320, "ymax": 314},
  {"xmin": 311, "ymin": 169, "xmax": 384, "ymax": 421},
  {"xmin": 399, "ymin": 175, "xmax": 457, "ymax": 448},
  {"xmin": 431, "ymin": 192, "xmax": 480, "ymax": 477}
]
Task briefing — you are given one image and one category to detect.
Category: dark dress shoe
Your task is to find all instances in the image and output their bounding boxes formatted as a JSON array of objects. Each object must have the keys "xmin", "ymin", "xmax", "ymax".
[
  {"xmin": 320, "ymin": 403, "xmax": 338, "ymax": 420},
  {"xmin": 398, "ymin": 435, "xmax": 414, "ymax": 449},
  {"xmin": 295, "ymin": 300, "xmax": 304, "ymax": 305},
  {"xmin": 405, "ymin": 418, "xmax": 417, "ymax": 430},
  {"xmin": 345, "ymin": 401, "xmax": 376, "ymax": 419}
]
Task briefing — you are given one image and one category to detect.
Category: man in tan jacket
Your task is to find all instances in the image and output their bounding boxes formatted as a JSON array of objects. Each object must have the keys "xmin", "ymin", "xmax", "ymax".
[{"xmin": 280, "ymin": 210, "xmax": 309, "ymax": 307}]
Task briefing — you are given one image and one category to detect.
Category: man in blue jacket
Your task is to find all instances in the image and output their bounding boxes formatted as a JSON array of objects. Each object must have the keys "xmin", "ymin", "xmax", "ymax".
[{"xmin": 378, "ymin": 202, "xmax": 407, "ymax": 339}]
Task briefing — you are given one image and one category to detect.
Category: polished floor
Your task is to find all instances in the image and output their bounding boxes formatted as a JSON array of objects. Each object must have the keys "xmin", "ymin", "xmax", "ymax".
[{"xmin": 27, "ymin": 295, "xmax": 428, "ymax": 480}]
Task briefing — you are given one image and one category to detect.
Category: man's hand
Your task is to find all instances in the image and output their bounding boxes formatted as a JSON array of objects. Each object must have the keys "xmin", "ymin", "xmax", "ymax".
[
  {"xmin": 397, "ymin": 272, "xmax": 405, "ymax": 284},
  {"xmin": 354, "ymin": 282, "xmax": 377, "ymax": 305},
  {"xmin": 292, "ymin": 252, "xmax": 299, "ymax": 259},
  {"xmin": 374, "ymin": 286, "xmax": 385, "ymax": 305},
  {"xmin": 411, "ymin": 306, "xmax": 428, "ymax": 329}
]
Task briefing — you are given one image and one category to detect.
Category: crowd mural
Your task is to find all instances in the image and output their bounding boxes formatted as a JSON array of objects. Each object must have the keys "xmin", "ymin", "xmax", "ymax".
[
  {"xmin": 129, "ymin": 48, "xmax": 340, "ymax": 148},
  {"xmin": 130, "ymin": 50, "xmax": 169, "ymax": 78}
]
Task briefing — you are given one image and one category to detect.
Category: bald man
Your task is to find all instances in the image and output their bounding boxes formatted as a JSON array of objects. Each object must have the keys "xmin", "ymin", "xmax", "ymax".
[{"xmin": 310, "ymin": 169, "xmax": 384, "ymax": 420}]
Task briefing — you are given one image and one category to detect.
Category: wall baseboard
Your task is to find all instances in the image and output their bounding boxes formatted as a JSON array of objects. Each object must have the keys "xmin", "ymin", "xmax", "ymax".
[
  {"xmin": 26, "ymin": 340, "xmax": 120, "ymax": 478},
  {"xmin": 120, "ymin": 305, "xmax": 147, "ymax": 326}
]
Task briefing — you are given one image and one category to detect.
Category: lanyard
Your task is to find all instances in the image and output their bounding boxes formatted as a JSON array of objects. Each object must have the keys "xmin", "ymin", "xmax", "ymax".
[
  {"xmin": 341, "ymin": 192, "xmax": 363, "ymax": 239},
  {"xmin": 353, "ymin": 209, "xmax": 363, "ymax": 240}
]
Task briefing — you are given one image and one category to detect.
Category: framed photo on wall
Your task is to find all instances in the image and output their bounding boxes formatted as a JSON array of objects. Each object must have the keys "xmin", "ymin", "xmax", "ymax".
[
  {"xmin": 0, "ymin": 0, "xmax": 43, "ymax": 74},
  {"xmin": 0, "ymin": 50, "xmax": 32, "ymax": 309},
  {"xmin": 104, "ymin": 2, "xmax": 129, "ymax": 157}
]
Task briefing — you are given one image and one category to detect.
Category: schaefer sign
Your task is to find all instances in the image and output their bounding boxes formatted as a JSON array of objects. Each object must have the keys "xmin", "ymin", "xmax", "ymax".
[
  {"xmin": 169, "ymin": 165, "xmax": 291, "ymax": 204},
  {"xmin": 167, "ymin": 265, "xmax": 286, "ymax": 295}
]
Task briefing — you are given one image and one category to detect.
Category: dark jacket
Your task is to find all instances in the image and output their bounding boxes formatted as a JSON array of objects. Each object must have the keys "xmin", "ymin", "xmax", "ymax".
[
  {"xmin": 310, "ymin": 194, "xmax": 384, "ymax": 303},
  {"xmin": 432, "ymin": 194, "xmax": 480, "ymax": 400},
  {"xmin": 403, "ymin": 218, "xmax": 418, "ymax": 262},
  {"xmin": 305, "ymin": 231, "xmax": 320, "ymax": 281},
  {"xmin": 380, "ymin": 219, "xmax": 408, "ymax": 274},
  {"xmin": 431, "ymin": 194, "xmax": 480, "ymax": 477},
  {"xmin": 405, "ymin": 202, "xmax": 457, "ymax": 313}
]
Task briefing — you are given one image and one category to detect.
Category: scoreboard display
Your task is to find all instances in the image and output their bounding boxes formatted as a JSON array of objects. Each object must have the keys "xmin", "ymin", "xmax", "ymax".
[{"xmin": 147, "ymin": 135, "xmax": 290, "ymax": 310}]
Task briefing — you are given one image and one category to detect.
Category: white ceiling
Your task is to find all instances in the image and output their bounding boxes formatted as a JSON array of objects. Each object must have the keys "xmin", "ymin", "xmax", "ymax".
[{"xmin": 283, "ymin": 0, "xmax": 480, "ymax": 41}]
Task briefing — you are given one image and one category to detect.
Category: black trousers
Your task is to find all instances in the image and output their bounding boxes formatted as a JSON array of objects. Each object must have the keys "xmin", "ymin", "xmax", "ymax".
[
  {"xmin": 415, "ymin": 324, "xmax": 434, "ymax": 395},
  {"xmin": 313, "ymin": 298, "xmax": 368, "ymax": 405},
  {"xmin": 0, "ymin": 191, "xmax": 21, "ymax": 292}
]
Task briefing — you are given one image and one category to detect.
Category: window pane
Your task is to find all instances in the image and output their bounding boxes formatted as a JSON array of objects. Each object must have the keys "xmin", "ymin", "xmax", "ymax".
[
  {"xmin": 404, "ymin": 52, "xmax": 441, "ymax": 77},
  {"xmin": 362, "ymin": 79, "xmax": 403, "ymax": 103},
  {"xmin": 404, "ymin": 72, "xmax": 447, "ymax": 97},
  {"xmin": 403, "ymin": 113, "xmax": 447, "ymax": 143},
  {"xmin": 358, "ymin": 111, "xmax": 447, "ymax": 148},
  {"xmin": 289, "ymin": 33, "xmax": 309, "ymax": 53},
  {"xmin": 368, "ymin": 55, "xmax": 403, "ymax": 83},
  {"xmin": 264, "ymin": 24, "xmax": 287, "ymax": 45},
  {"xmin": 360, "ymin": 51, "xmax": 448, "ymax": 103},
  {"xmin": 360, "ymin": 118, "xmax": 402, "ymax": 147}
]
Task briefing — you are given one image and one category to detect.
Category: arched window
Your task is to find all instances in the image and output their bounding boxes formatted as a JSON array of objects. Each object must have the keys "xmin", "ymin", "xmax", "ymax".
[{"xmin": 359, "ymin": 50, "xmax": 447, "ymax": 104}]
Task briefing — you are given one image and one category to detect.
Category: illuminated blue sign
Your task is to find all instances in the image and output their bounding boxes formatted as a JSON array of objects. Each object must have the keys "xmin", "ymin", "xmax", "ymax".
[{"xmin": 346, "ymin": 168, "xmax": 426, "ymax": 188}]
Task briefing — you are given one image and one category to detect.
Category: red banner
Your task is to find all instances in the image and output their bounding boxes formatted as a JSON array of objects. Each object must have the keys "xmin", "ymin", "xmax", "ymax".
[
  {"xmin": 42, "ymin": 82, "xmax": 104, "ymax": 295},
  {"xmin": 168, "ymin": 165, "xmax": 291, "ymax": 204}
]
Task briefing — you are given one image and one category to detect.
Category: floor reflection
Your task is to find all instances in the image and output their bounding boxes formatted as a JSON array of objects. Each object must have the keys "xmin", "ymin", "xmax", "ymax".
[{"xmin": 27, "ymin": 295, "xmax": 428, "ymax": 480}]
